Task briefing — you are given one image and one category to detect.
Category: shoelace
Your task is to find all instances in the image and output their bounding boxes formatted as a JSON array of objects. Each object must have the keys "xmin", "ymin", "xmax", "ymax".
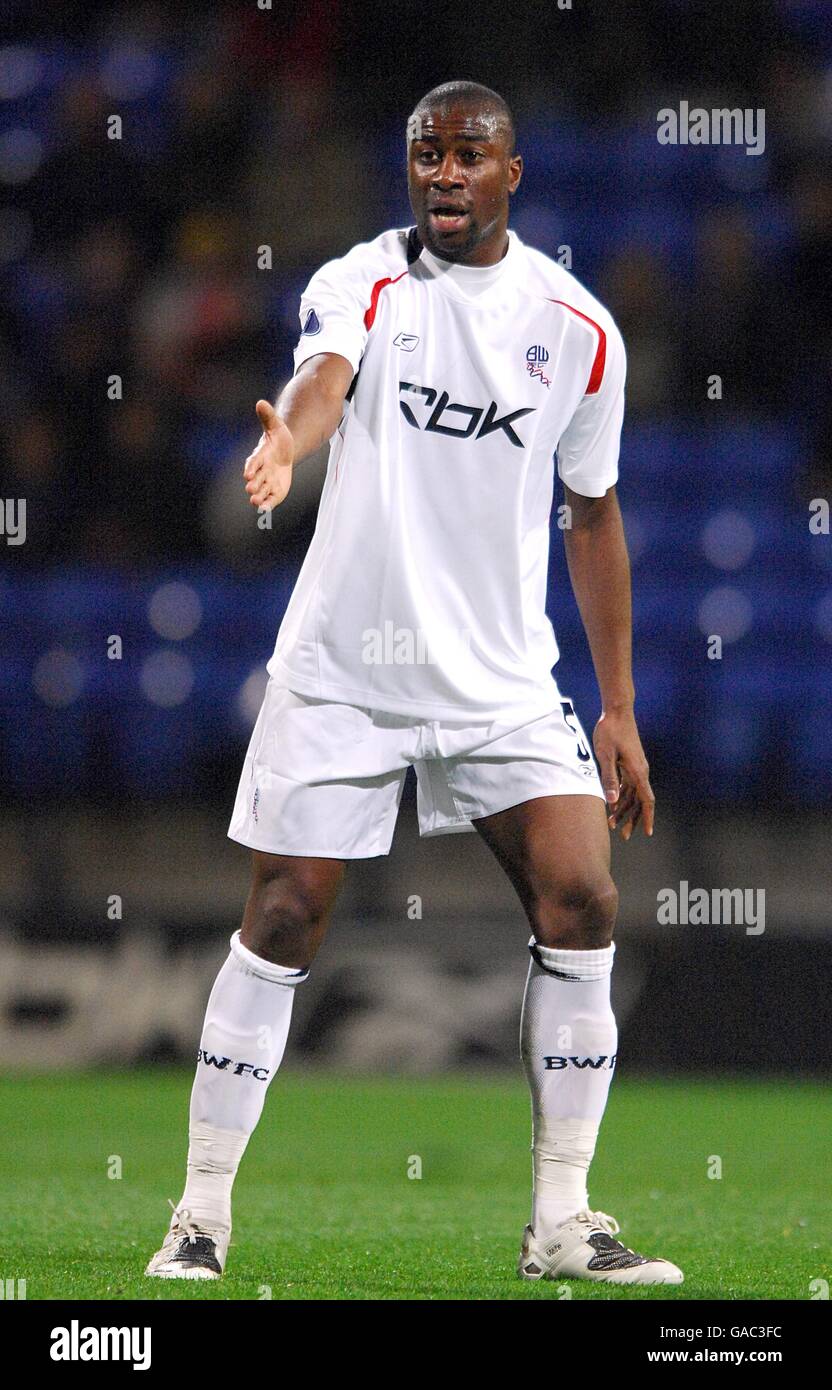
[
  {"xmin": 574, "ymin": 1208, "xmax": 620, "ymax": 1236},
  {"xmin": 574, "ymin": 1208, "xmax": 641, "ymax": 1257},
  {"xmin": 167, "ymin": 1198, "xmax": 199, "ymax": 1246}
]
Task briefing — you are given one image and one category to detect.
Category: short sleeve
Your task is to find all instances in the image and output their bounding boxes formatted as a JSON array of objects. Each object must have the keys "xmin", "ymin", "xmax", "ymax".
[
  {"xmin": 292, "ymin": 257, "xmax": 370, "ymax": 379},
  {"xmin": 556, "ymin": 319, "xmax": 626, "ymax": 497}
]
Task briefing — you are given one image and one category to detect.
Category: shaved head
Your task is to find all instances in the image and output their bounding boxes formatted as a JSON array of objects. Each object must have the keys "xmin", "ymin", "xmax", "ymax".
[
  {"xmin": 409, "ymin": 81, "xmax": 515, "ymax": 155},
  {"xmin": 406, "ymin": 79, "xmax": 522, "ymax": 265}
]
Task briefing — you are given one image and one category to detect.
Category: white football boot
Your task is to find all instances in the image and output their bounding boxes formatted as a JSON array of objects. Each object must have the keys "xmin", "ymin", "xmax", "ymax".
[
  {"xmin": 145, "ymin": 1201, "xmax": 229, "ymax": 1281},
  {"xmin": 518, "ymin": 1208, "xmax": 684, "ymax": 1285}
]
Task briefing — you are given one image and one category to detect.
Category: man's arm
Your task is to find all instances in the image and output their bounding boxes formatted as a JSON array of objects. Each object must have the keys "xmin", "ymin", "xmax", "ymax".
[
  {"xmin": 563, "ymin": 481, "xmax": 655, "ymax": 839},
  {"xmin": 243, "ymin": 352, "xmax": 354, "ymax": 511}
]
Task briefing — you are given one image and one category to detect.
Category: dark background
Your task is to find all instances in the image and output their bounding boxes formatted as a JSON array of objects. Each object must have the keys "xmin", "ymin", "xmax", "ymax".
[{"xmin": 0, "ymin": 0, "xmax": 830, "ymax": 1075}]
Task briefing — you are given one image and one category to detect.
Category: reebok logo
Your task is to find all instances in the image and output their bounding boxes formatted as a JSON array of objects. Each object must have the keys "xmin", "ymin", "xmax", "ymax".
[{"xmin": 399, "ymin": 381, "xmax": 536, "ymax": 447}]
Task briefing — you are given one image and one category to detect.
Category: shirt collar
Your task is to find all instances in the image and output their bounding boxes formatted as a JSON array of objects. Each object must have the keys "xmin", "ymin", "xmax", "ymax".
[{"xmin": 418, "ymin": 229, "xmax": 519, "ymax": 299}]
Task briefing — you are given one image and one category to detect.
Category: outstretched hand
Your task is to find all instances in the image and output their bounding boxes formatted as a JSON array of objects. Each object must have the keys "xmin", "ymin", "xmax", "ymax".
[{"xmin": 243, "ymin": 400, "xmax": 295, "ymax": 511}]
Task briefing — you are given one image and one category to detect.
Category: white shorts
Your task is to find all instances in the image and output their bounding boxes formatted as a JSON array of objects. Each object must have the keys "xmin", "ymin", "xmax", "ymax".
[{"xmin": 228, "ymin": 679, "xmax": 604, "ymax": 859}]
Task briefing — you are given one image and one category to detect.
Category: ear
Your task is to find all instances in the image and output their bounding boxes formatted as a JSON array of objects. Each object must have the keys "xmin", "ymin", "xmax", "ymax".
[{"xmin": 509, "ymin": 152, "xmax": 523, "ymax": 194}]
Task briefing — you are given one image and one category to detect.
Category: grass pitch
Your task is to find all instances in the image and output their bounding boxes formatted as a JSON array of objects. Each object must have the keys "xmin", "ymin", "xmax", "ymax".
[{"xmin": 0, "ymin": 1071, "xmax": 827, "ymax": 1300}]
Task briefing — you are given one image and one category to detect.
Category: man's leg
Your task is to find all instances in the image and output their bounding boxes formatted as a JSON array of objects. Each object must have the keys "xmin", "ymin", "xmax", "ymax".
[
  {"xmin": 146, "ymin": 851, "xmax": 344, "ymax": 1278},
  {"xmin": 473, "ymin": 792, "xmax": 682, "ymax": 1283},
  {"xmin": 474, "ymin": 794, "xmax": 617, "ymax": 1235}
]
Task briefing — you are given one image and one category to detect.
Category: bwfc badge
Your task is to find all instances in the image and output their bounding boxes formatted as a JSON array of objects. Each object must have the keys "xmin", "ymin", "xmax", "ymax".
[{"xmin": 526, "ymin": 344, "xmax": 551, "ymax": 388}]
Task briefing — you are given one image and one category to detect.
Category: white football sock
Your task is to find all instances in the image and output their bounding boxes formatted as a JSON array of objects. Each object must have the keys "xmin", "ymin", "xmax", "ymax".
[
  {"xmin": 520, "ymin": 939, "xmax": 617, "ymax": 1236},
  {"xmin": 175, "ymin": 930, "xmax": 308, "ymax": 1235}
]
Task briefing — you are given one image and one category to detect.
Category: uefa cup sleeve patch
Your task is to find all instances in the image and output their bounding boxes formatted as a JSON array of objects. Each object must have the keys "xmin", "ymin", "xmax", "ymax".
[{"xmin": 301, "ymin": 308, "xmax": 322, "ymax": 336}]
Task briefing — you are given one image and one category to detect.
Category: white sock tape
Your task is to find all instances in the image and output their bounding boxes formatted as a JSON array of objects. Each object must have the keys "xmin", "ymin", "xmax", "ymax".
[
  {"xmin": 533, "ymin": 1114, "xmax": 600, "ymax": 1169},
  {"xmin": 229, "ymin": 929, "xmax": 309, "ymax": 985},
  {"xmin": 530, "ymin": 938, "xmax": 615, "ymax": 981}
]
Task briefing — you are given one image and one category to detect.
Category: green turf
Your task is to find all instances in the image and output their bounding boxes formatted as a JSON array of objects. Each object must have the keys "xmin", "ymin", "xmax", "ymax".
[{"xmin": 0, "ymin": 1072, "xmax": 828, "ymax": 1300}]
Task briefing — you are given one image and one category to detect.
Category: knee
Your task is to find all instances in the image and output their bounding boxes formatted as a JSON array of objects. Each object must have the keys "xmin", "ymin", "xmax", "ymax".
[
  {"xmin": 259, "ymin": 872, "xmax": 328, "ymax": 930},
  {"xmin": 530, "ymin": 874, "xmax": 618, "ymax": 949},
  {"xmin": 245, "ymin": 868, "xmax": 333, "ymax": 963}
]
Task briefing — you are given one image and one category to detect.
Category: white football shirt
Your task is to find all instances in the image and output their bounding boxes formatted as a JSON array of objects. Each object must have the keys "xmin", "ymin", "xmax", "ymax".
[{"xmin": 267, "ymin": 226, "xmax": 626, "ymax": 721}]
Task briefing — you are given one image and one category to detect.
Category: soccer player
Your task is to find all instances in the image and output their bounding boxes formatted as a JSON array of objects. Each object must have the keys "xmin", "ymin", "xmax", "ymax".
[{"xmin": 146, "ymin": 81, "xmax": 682, "ymax": 1286}]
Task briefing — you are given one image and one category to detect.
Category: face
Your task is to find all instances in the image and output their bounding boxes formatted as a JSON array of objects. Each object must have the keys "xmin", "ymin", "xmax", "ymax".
[{"xmin": 407, "ymin": 102, "xmax": 523, "ymax": 265}]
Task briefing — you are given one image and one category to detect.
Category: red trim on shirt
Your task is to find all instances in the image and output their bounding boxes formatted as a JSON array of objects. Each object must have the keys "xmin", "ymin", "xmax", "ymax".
[
  {"xmin": 548, "ymin": 299, "xmax": 607, "ymax": 394},
  {"xmin": 364, "ymin": 270, "xmax": 408, "ymax": 330}
]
